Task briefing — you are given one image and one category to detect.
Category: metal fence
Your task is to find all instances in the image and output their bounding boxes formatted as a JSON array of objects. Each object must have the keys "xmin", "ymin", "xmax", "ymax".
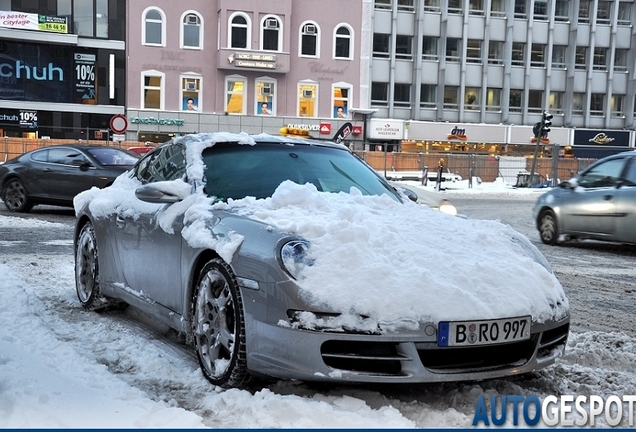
[{"xmin": 353, "ymin": 150, "xmax": 599, "ymax": 187}]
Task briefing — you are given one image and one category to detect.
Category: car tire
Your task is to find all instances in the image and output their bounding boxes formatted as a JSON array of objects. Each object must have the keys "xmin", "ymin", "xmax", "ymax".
[
  {"xmin": 3, "ymin": 178, "xmax": 33, "ymax": 212},
  {"xmin": 192, "ymin": 258, "xmax": 252, "ymax": 389},
  {"xmin": 538, "ymin": 210, "xmax": 559, "ymax": 245},
  {"xmin": 75, "ymin": 223, "xmax": 109, "ymax": 310}
]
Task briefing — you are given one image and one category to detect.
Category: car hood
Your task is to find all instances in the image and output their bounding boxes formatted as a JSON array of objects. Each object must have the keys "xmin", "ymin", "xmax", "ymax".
[{"xmin": 76, "ymin": 175, "xmax": 569, "ymax": 329}]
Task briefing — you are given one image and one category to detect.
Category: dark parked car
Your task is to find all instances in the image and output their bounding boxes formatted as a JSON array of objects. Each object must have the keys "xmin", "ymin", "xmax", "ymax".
[
  {"xmin": 0, "ymin": 145, "xmax": 139, "ymax": 212},
  {"xmin": 534, "ymin": 150, "xmax": 636, "ymax": 245},
  {"xmin": 74, "ymin": 132, "xmax": 569, "ymax": 389}
]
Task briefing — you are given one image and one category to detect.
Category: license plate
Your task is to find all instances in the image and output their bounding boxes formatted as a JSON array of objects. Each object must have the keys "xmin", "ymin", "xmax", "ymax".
[{"xmin": 437, "ymin": 316, "xmax": 531, "ymax": 347}]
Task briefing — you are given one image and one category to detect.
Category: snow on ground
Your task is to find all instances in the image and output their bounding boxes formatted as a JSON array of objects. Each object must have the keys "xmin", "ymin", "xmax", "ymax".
[{"xmin": 0, "ymin": 180, "xmax": 635, "ymax": 428}]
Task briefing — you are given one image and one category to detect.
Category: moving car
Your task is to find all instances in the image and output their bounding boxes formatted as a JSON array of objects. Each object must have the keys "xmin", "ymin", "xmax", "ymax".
[
  {"xmin": 74, "ymin": 132, "xmax": 570, "ymax": 389},
  {"xmin": 533, "ymin": 150, "xmax": 636, "ymax": 245},
  {"xmin": 0, "ymin": 145, "xmax": 139, "ymax": 212}
]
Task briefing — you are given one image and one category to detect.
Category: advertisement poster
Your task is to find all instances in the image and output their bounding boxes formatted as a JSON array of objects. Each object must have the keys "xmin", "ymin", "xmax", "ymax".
[{"xmin": 74, "ymin": 53, "xmax": 97, "ymax": 104}]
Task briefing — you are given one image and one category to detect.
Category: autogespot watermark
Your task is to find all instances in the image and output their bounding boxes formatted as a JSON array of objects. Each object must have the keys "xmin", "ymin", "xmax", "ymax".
[{"xmin": 472, "ymin": 395, "xmax": 636, "ymax": 427}]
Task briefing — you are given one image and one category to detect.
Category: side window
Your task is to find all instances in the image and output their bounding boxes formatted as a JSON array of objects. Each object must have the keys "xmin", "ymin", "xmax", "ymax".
[
  {"xmin": 622, "ymin": 158, "xmax": 636, "ymax": 186},
  {"xmin": 578, "ymin": 158, "xmax": 626, "ymax": 188},
  {"xmin": 31, "ymin": 149, "xmax": 48, "ymax": 162},
  {"xmin": 47, "ymin": 148, "xmax": 87, "ymax": 165},
  {"xmin": 135, "ymin": 145, "xmax": 186, "ymax": 184}
]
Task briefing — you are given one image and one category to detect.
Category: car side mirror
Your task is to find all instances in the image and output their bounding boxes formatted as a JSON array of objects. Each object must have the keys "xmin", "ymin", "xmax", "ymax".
[
  {"xmin": 135, "ymin": 181, "xmax": 191, "ymax": 204},
  {"xmin": 560, "ymin": 178, "xmax": 578, "ymax": 189},
  {"xmin": 395, "ymin": 186, "xmax": 418, "ymax": 202}
]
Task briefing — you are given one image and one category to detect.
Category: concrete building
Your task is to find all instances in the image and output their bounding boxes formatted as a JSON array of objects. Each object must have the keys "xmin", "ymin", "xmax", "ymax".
[{"xmin": 0, "ymin": 0, "xmax": 126, "ymax": 140}]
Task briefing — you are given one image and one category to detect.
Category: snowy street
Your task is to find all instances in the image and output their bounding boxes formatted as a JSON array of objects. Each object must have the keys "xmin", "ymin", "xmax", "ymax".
[{"xmin": 1, "ymin": 189, "xmax": 635, "ymax": 428}]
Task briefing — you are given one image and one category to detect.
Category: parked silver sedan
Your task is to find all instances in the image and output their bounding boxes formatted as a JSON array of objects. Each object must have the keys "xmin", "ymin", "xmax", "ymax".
[
  {"xmin": 533, "ymin": 150, "xmax": 636, "ymax": 245},
  {"xmin": 74, "ymin": 132, "xmax": 569, "ymax": 389}
]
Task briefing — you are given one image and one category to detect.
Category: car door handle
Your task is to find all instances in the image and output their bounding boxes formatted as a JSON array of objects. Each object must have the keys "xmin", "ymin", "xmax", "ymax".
[
  {"xmin": 116, "ymin": 215, "xmax": 126, "ymax": 229},
  {"xmin": 604, "ymin": 195, "xmax": 613, "ymax": 201}
]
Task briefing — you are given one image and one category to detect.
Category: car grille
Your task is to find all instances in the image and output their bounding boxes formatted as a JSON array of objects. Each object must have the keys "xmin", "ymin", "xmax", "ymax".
[{"xmin": 319, "ymin": 322, "xmax": 569, "ymax": 376}]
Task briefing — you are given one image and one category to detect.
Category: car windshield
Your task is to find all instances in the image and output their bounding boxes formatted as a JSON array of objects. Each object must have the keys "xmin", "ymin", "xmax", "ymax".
[
  {"xmin": 87, "ymin": 148, "xmax": 140, "ymax": 166},
  {"xmin": 201, "ymin": 141, "xmax": 400, "ymax": 201}
]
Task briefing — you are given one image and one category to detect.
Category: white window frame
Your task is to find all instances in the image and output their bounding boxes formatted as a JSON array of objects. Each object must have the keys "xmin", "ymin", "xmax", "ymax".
[
  {"xmin": 180, "ymin": 11, "xmax": 203, "ymax": 50},
  {"xmin": 331, "ymin": 82, "xmax": 352, "ymax": 119},
  {"xmin": 141, "ymin": 70, "xmax": 165, "ymax": 110},
  {"xmin": 299, "ymin": 20, "xmax": 320, "ymax": 58},
  {"xmin": 333, "ymin": 24, "xmax": 354, "ymax": 60},
  {"xmin": 142, "ymin": 7, "xmax": 166, "ymax": 46},
  {"xmin": 225, "ymin": 75, "xmax": 247, "ymax": 115},
  {"xmin": 260, "ymin": 14, "xmax": 283, "ymax": 52},
  {"xmin": 255, "ymin": 77, "xmax": 277, "ymax": 115},
  {"xmin": 297, "ymin": 80, "xmax": 318, "ymax": 117},
  {"xmin": 228, "ymin": 12, "xmax": 251, "ymax": 50},
  {"xmin": 180, "ymin": 73, "xmax": 202, "ymax": 111}
]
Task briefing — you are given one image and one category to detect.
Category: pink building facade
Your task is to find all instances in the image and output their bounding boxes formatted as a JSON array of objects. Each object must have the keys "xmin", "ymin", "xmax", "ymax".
[{"xmin": 125, "ymin": 0, "xmax": 368, "ymax": 142}]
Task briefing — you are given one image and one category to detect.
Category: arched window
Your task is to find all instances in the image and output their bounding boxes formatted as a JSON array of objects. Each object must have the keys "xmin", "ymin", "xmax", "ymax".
[
  {"xmin": 143, "ymin": 8, "xmax": 165, "ymax": 46},
  {"xmin": 300, "ymin": 21, "xmax": 319, "ymax": 57},
  {"xmin": 334, "ymin": 25, "xmax": 353, "ymax": 60},
  {"xmin": 229, "ymin": 13, "xmax": 250, "ymax": 49},
  {"xmin": 261, "ymin": 15, "xmax": 282, "ymax": 51},
  {"xmin": 182, "ymin": 12, "xmax": 202, "ymax": 49}
]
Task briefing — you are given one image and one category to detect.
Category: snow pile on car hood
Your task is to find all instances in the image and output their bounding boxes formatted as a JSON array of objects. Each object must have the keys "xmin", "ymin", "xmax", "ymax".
[{"xmin": 228, "ymin": 181, "xmax": 569, "ymax": 326}]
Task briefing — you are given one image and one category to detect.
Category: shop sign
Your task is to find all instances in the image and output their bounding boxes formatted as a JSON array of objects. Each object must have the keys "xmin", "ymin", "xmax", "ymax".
[
  {"xmin": 320, "ymin": 123, "xmax": 331, "ymax": 134},
  {"xmin": 19, "ymin": 110, "xmax": 37, "ymax": 128},
  {"xmin": 287, "ymin": 124, "xmax": 320, "ymax": 131},
  {"xmin": 447, "ymin": 126, "xmax": 468, "ymax": 141},
  {"xmin": 574, "ymin": 130, "xmax": 629, "ymax": 147},
  {"xmin": 352, "ymin": 125, "xmax": 362, "ymax": 135},
  {"xmin": 0, "ymin": 10, "xmax": 68, "ymax": 33},
  {"xmin": 130, "ymin": 117, "xmax": 185, "ymax": 126},
  {"xmin": 368, "ymin": 119, "xmax": 404, "ymax": 140}
]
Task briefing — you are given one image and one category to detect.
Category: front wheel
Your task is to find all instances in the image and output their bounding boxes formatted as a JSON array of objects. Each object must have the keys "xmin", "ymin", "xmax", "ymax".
[
  {"xmin": 3, "ymin": 178, "xmax": 33, "ymax": 212},
  {"xmin": 538, "ymin": 210, "xmax": 559, "ymax": 245},
  {"xmin": 75, "ymin": 223, "xmax": 109, "ymax": 310},
  {"xmin": 192, "ymin": 258, "xmax": 252, "ymax": 389}
]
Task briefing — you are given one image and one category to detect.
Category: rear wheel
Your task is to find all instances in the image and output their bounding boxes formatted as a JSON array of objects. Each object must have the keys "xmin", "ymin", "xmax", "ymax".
[
  {"xmin": 538, "ymin": 210, "xmax": 559, "ymax": 245},
  {"xmin": 192, "ymin": 258, "xmax": 252, "ymax": 389},
  {"xmin": 3, "ymin": 178, "xmax": 33, "ymax": 212}
]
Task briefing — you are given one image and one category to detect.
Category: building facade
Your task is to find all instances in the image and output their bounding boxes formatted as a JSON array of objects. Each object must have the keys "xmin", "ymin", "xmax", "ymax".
[{"xmin": 0, "ymin": 0, "xmax": 127, "ymax": 140}]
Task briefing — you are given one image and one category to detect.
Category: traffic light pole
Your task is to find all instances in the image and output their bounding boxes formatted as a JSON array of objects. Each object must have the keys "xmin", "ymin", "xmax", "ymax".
[{"xmin": 529, "ymin": 111, "xmax": 553, "ymax": 187}]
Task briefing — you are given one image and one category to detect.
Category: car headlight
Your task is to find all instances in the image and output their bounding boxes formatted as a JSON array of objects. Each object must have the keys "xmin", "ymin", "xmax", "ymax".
[
  {"xmin": 438, "ymin": 200, "xmax": 458, "ymax": 216},
  {"xmin": 280, "ymin": 240, "xmax": 313, "ymax": 279}
]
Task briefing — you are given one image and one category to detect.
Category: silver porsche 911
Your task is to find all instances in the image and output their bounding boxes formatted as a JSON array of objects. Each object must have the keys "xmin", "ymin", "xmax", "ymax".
[{"xmin": 74, "ymin": 132, "xmax": 570, "ymax": 389}]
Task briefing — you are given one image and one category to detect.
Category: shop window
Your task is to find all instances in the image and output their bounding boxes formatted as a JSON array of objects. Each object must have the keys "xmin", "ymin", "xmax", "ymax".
[
  {"xmin": 226, "ymin": 76, "xmax": 246, "ymax": 115},
  {"xmin": 300, "ymin": 22, "xmax": 319, "ymax": 57},
  {"xmin": 181, "ymin": 76, "xmax": 201, "ymax": 112},
  {"xmin": 444, "ymin": 86, "xmax": 459, "ymax": 109},
  {"xmin": 332, "ymin": 84, "xmax": 351, "ymax": 118},
  {"xmin": 549, "ymin": 92, "xmax": 564, "ymax": 115},
  {"xmin": 420, "ymin": 84, "xmax": 437, "ymax": 108},
  {"xmin": 262, "ymin": 15, "xmax": 282, "ymax": 51},
  {"xmin": 395, "ymin": 35, "xmax": 413, "ymax": 60},
  {"xmin": 371, "ymin": 82, "xmax": 389, "ymax": 107},
  {"xmin": 229, "ymin": 13, "xmax": 250, "ymax": 49},
  {"xmin": 488, "ymin": 41, "xmax": 503, "ymax": 65},
  {"xmin": 143, "ymin": 8, "xmax": 165, "ymax": 46},
  {"xmin": 590, "ymin": 93, "xmax": 604, "ymax": 116},
  {"xmin": 575, "ymin": 46, "xmax": 587, "ymax": 70},
  {"xmin": 298, "ymin": 82, "xmax": 318, "ymax": 117},
  {"xmin": 182, "ymin": 12, "xmax": 202, "ymax": 49},
  {"xmin": 422, "ymin": 36, "xmax": 438, "ymax": 60},
  {"xmin": 373, "ymin": 33, "xmax": 391, "ymax": 59},
  {"xmin": 486, "ymin": 88, "xmax": 501, "ymax": 111},
  {"xmin": 256, "ymin": 79, "xmax": 276, "ymax": 115},
  {"xmin": 611, "ymin": 95, "xmax": 624, "ymax": 118},
  {"xmin": 593, "ymin": 48, "xmax": 607, "ymax": 71},
  {"xmin": 394, "ymin": 83, "xmax": 411, "ymax": 108},
  {"xmin": 509, "ymin": 89, "xmax": 522, "ymax": 112},
  {"xmin": 142, "ymin": 71, "xmax": 164, "ymax": 109},
  {"xmin": 552, "ymin": 45, "xmax": 567, "ymax": 69},
  {"xmin": 446, "ymin": 38, "xmax": 460, "ymax": 62},
  {"xmin": 511, "ymin": 42, "xmax": 525, "ymax": 66},
  {"xmin": 334, "ymin": 25, "xmax": 353, "ymax": 60}
]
